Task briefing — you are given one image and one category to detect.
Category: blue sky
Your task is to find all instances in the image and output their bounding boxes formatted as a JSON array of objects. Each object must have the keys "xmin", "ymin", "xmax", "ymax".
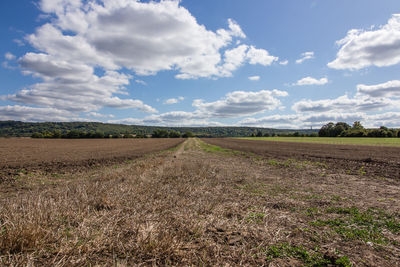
[{"xmin": 1, "ymin": 0, "xmax": 400, "ymax": 128}]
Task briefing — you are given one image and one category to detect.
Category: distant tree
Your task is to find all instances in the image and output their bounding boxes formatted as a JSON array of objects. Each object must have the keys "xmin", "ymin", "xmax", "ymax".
[
  {"xmin": 182, "ymin": 131, "xmax": 194, "ymax": 138},
  {"xmin": 398, "ymin": 131, "xmax": 400, "ymax": 138},
  {"xmin": 65, "ymin": 130, "xmax": 81, "ymax": 139},
  {"xmin": 152, "ymin": 129, "xmax": 169, "ymax": 138},
  {"xmin": 95, "ymin": 132, "xmax": 105, "ymax": 138},
  {"xmin": 352, "ymin": 121, "xmax": 364, "ymax": 130},
  {"xmin": 168, "ymin": 130, "xmax": 181, "ymax": 138},
  {"xmin": 367, "ymin": 129, "xmax": 388, "ymax": 138},
  {"xmin": 318, "ymin": 122, "xmax": 335, "ymax": 137},
  {"xmin": 31, "ymin": 132, "xmax": 43, "ymax": 138},
  {"xmin": 256, "ymin": 130, "xmax": 263, "ymax": 137},
  {"xmin": 52, "ymin": 130, "xmax": 62, "ymax": 138},
  {"xmin": 333, "ymin": 122, "xmax": 351, "ymax": 137},
  {"xmin": 264, "ymin": 132, "xmax": 270, "ymax": 137}
]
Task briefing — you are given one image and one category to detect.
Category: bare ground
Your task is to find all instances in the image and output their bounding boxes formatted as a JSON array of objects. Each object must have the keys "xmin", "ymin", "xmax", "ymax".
[
  {"xmin": 203, "ymin": 138, "xmax": 400, "ymax": 179},
  {"xmin": 0, "ymin": 138, "xmax": 399, "ymax": 266},
  {"xmin": 0, "ymin": 138, "xmax": 184, "ymax": 182}
]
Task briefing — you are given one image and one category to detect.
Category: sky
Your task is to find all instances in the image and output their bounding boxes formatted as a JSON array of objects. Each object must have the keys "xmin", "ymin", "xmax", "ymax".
[{"xmin": 1, "ymin": 0, "xmax": 400, "ymax": 128}]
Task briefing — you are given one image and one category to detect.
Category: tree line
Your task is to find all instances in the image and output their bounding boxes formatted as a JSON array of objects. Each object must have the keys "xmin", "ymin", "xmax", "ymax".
[
  {"xmin": 318, "ymin": 121, "xmax": 400, "ymax": 138},
  {"xmin": 0, "ymin": 121, "xmax": 317, "ymax": 138},
  {"xmin": 30, "ymin": 129, "xmax": 195, "ymax": 139}
]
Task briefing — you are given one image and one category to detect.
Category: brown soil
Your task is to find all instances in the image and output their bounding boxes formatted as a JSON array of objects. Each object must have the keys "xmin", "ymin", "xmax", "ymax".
[
  {"xmin": 0, "ymin": 138, "xmax": 183, "ymax": 181},
  {"xmin": 203, "ymin": 138, "xmax": 400, "ymax": 179},
  {"xmin": 0, "ymin": 138, "xmax": 399, "ymax": 266}
]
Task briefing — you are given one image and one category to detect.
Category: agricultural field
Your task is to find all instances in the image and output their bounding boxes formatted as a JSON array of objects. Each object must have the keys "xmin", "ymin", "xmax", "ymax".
[
  {"xmin": 0, "ymin": 138, "xmax": 184, "ymax": 181},
  {"xmin": 238, "ymin": 137, "xmax": 400, "ymax": 147},
  {"xmin": 1, "ymin": 138, "xmax": 400, "ymax": 266}
]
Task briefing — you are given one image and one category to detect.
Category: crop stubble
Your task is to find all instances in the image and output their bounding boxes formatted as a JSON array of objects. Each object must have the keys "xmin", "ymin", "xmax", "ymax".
[{"xmin": 0, "ymin": 138, "xmax": 399, "ymax": 266}]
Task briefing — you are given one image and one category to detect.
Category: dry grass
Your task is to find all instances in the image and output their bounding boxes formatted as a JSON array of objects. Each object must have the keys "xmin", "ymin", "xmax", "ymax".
[{"xmin": 1, "ymin": 138, "xmax": 399, "ymax": 266}]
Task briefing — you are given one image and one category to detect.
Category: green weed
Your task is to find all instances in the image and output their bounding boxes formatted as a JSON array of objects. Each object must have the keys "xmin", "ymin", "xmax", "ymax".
[{"xmin": 264, "ymin": 243, "xmax": 351, "ymax": 267}]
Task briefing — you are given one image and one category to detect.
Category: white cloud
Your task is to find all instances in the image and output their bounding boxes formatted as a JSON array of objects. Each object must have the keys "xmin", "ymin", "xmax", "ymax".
[
  {"xmin": 13, "ymin": 39, "xmax": 25, "ymax": 47},
  {"xmin": 33, "ymin": 0, "xmax": 257, "ymax": 79},
  {"xmin": 6, "ymin": 53, "xmax": 156, "ymax": 113},
  {"xmin": 164, "ymin": 97, "xmax": 185, "ymax": 105},
  {"xmin": 246, "ymin": 46, "xmax": 278, "ymax": 66},
  {"xmin": 5, "ymin": 53, "xmax": 16, "ymax": 61},
  {"xmin": 109, "ymin": 111, "xmax": 222, "ymax": 127},
  {"xmin": 248, "ymin": 76, "xmax": 260, "ymax": 81},
  {"xmin": 293, "ymin": 76, "xmax": 328, "ymax": 86},
  {"xmin": 108, "ymin": 117, "xmax": 143, "ymax": 125},
  {"xmin": 292, "ymin": 94, "xmax": 398, "ymax": 113},
  {"xmin": 296, "ymin": 51, "xmax": 314, "ymax": 64},
  {"xmin": 239, "ymin": 111, "xmax": 400, "ymax": 129},
  {"xmin": 239, "ymin": 114, "xmax": 300, "ymax": 128},
  {"xmin": 220, "ymin": 45, "xmax": 249, "ymax": 76},
  {"xmin": 88, "ymin": 112, "xmax": 114, "ymax": 118},
  {"xmin": 110, "ymin": 89, "xmax": 288, "ymax": 126},
  {"xmin": 219, "ymin": 45, "xmax": 278, "ymax": 77},
  {"xmin": 0, "ymin": 105, "xmax": 87, "ymax": 122},
  {"xmin": 279, "ymin": 60, "xmax": 289, "ymax": 65},
  {"xmin": 3, "ymin": 0, "xmax": 281, "ymax": 122},
  {"xmin": 328, "ymin": 14, "xmax": 400, "ymax": 70},
  {"xmin": 365, "ymin": 112, "xmax": 400, "ymax": 128},
  {"xmin": 193, "ymin": 89, "xmax": 288, "ymax": 118},
  {"xmin": 357, "ymin": 80, "xmax": 400, "ymax": 98},
  {"xmin": 135, "ymin": 80, "xmax": 147, "ymax": 86}
]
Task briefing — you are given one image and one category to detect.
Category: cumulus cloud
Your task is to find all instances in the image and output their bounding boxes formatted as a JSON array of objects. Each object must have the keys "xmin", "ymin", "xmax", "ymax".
[
  {"xmin": 88, "ymin": 112, "xmax": 114, "ymax": 118},
  {"xmin": 135, "ymin": 80, "xmax": 147, "ymax": 86},
  {"xmin": 248, "ymin": 76, "xmax": 260, "ymax": 81},
  {"xmin": 0, "ymin": 105, "xmax": 87, "ymax": 122},
  {"xmin": 246, "ymin": 46, "xmax": 278, "ymax": 66},
  {"xmin": 279, "ymin": 60, "xmax": 289, "ymax": 65},
  {"xmin": 109, "ymin": 111, "xmax": 222, "ymax": 127},
  {"xmin": 238, "ymin": 111, "xmax": 400, "ymax": 128},
  {"xmin": 193, "ymin": 89, "xmax": 288, "ymax": 118},
  {"xmin": 2, "ymin": 0, "xmax": 281, "ymax": 122},
  {"xmin": 293, "ymin": 76, "xmax": 328, "ymax": 86},
  {"xmin": 357, "ymin": 80, "xmax": 400, "ymax": 98},
  {"xmin": 110, "ymin": 89, "xmax": 288, "ymax": 126},
  {"xmin": 5, "ymin": 53, "xmax": 16, "ymax": 61},
  {"xmin": 239, "ymin": 114, "xmax": 300, "ymax": 128},
  {"xmin": 219, "ymin": 45, "xmax": 278, "ymax": 77},
  {"xmin": 5, "ymin": 54, "xmax": 156, "ymax": 113},
  {"xmin": 32, "ymin": 0, "xmax": 271, "ymax": 79},
  {"xmin": 164, "ymin": 97, "xmax": 185, "ymax": 105},
  {"xmin": 328, "ymin": 14, "xmax": 400, "ymax": 70},
  {"xmin": 292, "ymin": 94, "xmax": 397, "ymax": 113},
  {"xmin": 296, "ymin": 52, "xmax": 314, "ymax": 64}
]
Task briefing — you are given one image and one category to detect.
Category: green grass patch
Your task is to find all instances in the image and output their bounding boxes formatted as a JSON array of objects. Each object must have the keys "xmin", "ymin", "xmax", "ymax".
[
  {"xmin": 237, "ymin": 137, "xmax": 400, "ymax": 147},
  {"xmin": 310, "ymin": 207, "xmax": 400, "ymax": 244},
  {"xmin": 264, "ymin": 243, "xmax": 351, "ymax": 267},
  {"xmin": 198, "ymin": 140, "xmax": 242, "ymax": 155}
]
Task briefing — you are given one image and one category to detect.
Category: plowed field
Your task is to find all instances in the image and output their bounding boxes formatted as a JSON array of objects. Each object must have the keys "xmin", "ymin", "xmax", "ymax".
[
  {"xmin": 203, "ymin": 138, "xmax": 400, "ymax": 179},
  {"xmin": 0, "ymin": 138, "xmax": 184, "ymax": 180}
]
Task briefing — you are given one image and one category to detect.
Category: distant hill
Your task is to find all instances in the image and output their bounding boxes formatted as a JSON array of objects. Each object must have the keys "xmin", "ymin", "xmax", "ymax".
[{"xmin": 0, "ymin": 121, "xmax": 317, "ymax": 138}]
